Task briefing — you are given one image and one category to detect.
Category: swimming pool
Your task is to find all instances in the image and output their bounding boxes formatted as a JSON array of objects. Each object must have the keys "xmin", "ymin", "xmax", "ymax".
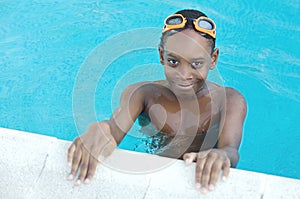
[{"xmin": 0, "ymin": 0, "xmax": 299, "ymax": 179}]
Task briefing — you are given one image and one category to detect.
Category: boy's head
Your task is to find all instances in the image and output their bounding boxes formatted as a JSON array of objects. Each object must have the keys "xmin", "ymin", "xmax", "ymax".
[
  {"xmin": 160, "ymin": 9, "xmax": 216, "ymax": 52},
  {"xmin": 158, "ymin": 9, "xmax": 219, "ymax": 96}
]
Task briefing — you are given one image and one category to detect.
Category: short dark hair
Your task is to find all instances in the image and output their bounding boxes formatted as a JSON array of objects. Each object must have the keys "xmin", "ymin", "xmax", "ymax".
[{"xmin": 160, "ymin": 9, "xmax": 216, "ymax": 52}]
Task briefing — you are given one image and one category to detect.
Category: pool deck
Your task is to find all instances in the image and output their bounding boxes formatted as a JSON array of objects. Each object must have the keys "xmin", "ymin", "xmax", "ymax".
[{"xmin": 0, "ymin": 127, "xmax": 299, "ymax": 199}]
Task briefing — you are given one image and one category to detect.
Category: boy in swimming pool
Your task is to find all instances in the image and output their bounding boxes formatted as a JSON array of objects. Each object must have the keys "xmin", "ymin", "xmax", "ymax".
[{"xmin": 67, "ymin": 9, "xmax": 247, "ymax": 193}]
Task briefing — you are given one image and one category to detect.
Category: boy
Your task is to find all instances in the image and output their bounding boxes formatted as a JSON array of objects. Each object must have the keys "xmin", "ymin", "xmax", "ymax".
[{"xmin": 67, "ymin": 9, "xmax": 247, "ymax": 194}]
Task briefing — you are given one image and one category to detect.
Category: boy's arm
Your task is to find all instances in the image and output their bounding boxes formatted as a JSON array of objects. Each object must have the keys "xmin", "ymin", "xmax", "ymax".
[
  {"xmin": 67, "ymin": 83, "xmax": 146, "ymax": 185},
  {"xmin": 183, "ymin": 88, "xmax": 247, "ymax": 193},
  {"xmin": 105, "ymin": 83, "xmax": 146, "ymax": 143},
  {"xmin": 217, "ymin": 88, "xmax": 247, "ymax": 167}
]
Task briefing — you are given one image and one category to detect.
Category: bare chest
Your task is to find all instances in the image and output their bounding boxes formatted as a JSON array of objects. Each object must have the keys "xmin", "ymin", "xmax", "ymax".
[{"xmin": 145, "ymin": 99, "xmax": 219, "ymax": 136}]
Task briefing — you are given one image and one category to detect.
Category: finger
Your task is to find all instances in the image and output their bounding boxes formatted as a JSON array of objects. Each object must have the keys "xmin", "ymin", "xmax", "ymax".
[
  {"xmin": 208, "ymin": 160, "xmax": 223, "ymax": 191},
  {"xmin": 200, "ymin": 153, "xmax": 217, "ymax": 192},
  {"xmin": 85, "ymin": 155, "xmax": 99, "ymax": 183},
  {"xmin": 197, "ymin": 150, "xmax": 211, "ymax": 159},
  {"xmin": 183, "ymin": 152, "xmax": 197, "ymax": 165},
  {"xmin": 194, "ymin": 156, "xmax": 206, "ymax": 189},
  {"xmin": 222, "ymin": 158, "xmax": 231, "ymax": 181},
  {"xmin": 67, "ymin": 143, "xmax": 76, "ymax": 166},
  {"xmin": 76, "ymin": 149, "xmax": 90, "ymax": 186},
  {"xmin": 68, "ymin": 146, "xmax": 82, "ymax": 180}
]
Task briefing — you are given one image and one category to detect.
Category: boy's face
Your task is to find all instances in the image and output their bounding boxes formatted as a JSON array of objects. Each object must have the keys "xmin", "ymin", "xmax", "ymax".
[{"xmin": 159, "ymin": 29, "xmax": 219, "ymax": 96}]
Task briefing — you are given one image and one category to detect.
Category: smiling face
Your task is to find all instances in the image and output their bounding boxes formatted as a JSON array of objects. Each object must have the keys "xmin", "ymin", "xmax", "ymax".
[{"xmin": 159, "ymin": 29, "xmax": 219, "ymax": 97}]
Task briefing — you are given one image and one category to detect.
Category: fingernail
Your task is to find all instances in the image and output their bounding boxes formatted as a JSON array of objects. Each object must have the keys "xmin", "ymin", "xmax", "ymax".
[
  {"xmin": 84, "ymin": 179, "xmax": 90, "ymax": 184},
  {"xmin": 200, "ymin": 187, "xmax": 208, "ymax": 194},
  {"xmin": 208, "ymin": 184, "xmax": 215, "ymax": 191},
  {"xmin": 68, "ymin": 162, "xmax": 71, "ymax": 167},
  {"xmin": 67, "ymin": 174, "xmax": 74, "ymax": 180},
  {"xmin": 75, "ymin": 180, "xmax": 81, "ymax": 186},
  {"xmin": 222, "ymin": 176, "xmax": 227, "ymax": 182},
  {"xmin": 195, "ymin": 183, "xmax": 201, "ymax": 189}
]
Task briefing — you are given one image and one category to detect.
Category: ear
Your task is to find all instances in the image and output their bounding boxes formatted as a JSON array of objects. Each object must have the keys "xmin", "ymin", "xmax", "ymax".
[
  {"xmin": 210, "ymin": 48, "xmax": 219, "ymax": 70},
  {"xmin": 158, "ymin": 45, "xmax": 165, "ymax": 65}
]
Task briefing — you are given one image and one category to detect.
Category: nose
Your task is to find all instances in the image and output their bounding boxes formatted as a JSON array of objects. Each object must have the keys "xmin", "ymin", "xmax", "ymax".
[{"xmin": 178, "ymin": 64, "xmax": 193, "ymax": 80}]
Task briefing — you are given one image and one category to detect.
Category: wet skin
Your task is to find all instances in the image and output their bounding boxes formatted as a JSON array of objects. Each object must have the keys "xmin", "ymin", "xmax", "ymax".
[{"xmin": 67, "ymin": 29, "xmax": 247, "ymax": 194}]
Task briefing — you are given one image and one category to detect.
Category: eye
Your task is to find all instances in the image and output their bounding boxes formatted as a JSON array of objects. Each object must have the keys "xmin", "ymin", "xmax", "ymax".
[
  {"xmin": 167, "ymin": 59, "xmax": 179, "ymax": 66},
  {"xmin": 191, "ymin": 61, "xmax": 203, "ymax": 68}
]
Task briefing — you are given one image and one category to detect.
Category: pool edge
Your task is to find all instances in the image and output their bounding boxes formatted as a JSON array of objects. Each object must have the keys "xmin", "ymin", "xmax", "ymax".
[{"xmin": 0, "ymin": 127, "xmax": 299, "ymax": 199}]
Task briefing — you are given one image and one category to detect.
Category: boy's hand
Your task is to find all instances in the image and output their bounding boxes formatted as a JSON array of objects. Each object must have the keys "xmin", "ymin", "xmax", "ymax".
[
  {"xmin": 183, "ymin": 149, "xmax": 230, "ymax": 194},
  {"xmin": 67, "ymin": 122, "xmax": 117, "ymax": 186}
]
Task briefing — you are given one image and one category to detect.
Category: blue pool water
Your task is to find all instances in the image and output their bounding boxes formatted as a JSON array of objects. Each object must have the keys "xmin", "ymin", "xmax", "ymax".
[{"xmin": 0, "ymin": 1, "xmax": 299, "ymax": 179}]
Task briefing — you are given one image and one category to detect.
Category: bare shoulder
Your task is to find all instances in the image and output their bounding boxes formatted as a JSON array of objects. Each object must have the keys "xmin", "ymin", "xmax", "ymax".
[
  {"xmin": 224, "ymin": 87, "xmax": 247, "ymax": 113},
  {"xmin": 121, "ymin": 80, "xmax": 167, "ymax": 98},
  {"xmin": 119, "ymin": 82, "xmax": 149, "ymax": 103},
  {"xmin": 225, "ymin": 87, "xmax": 246, "ymax": 101},
  {"xmin": 205, "ymin": 82, "xmax": 246, "ymax": 112},
  {"xmin": 123, "ymin": 81, "xmax": 150, "ymax": 92}
]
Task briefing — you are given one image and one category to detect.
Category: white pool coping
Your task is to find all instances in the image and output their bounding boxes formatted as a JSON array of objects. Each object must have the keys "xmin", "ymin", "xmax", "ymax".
[{"xmin": 0, "ymin": 127, "xmax": 299, "ymax": 199}]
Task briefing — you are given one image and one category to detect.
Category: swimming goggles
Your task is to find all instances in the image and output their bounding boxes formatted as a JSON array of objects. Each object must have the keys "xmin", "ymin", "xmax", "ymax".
[{"xmin": 162, "ymin": 14, "xmax": 216, "ymax": 39}]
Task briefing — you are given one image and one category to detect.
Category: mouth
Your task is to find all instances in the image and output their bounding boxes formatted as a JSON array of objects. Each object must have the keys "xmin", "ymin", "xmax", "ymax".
[{"xmin": 176, "ymin": 83, "xmax": 194, "ymax": 90}]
